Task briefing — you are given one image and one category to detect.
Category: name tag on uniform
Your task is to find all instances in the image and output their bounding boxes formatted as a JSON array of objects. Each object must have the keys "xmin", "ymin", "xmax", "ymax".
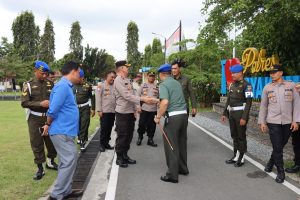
[{"xmin": 245, "ymin": 91, "xmax": 253, "ymax": 98}]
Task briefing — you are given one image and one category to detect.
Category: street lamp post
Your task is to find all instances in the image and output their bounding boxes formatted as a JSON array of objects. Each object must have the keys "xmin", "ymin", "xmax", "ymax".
[{"xmin": 152, "ymin": 32, "xmax": 167, "ymax": 63}]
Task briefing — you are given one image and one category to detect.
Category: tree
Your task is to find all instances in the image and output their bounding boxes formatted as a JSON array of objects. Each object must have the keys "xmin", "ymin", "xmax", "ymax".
[
  {"xmin": 202, "ymin": 0, "xmax": 300, "ymax": 75},
  {"xmin": 83, "ymin": 44, "xmax": 115, "ymax": 80},
  {"xmin": 126, "ymin": 21, "xmax": 141, "ymax": 72},
  {"xmin": 11, "ymin": 11, "xmax": 39, "ymax": 61},
  {"xmin": 152, "ymin": 38, "xmax": 163, "ymax": 54},
  {"xmin": 69, "ymin": 21, "xmax": 83, "ymax": 62},
  {"xmin": 39, "ymin": 18, "xmax": 55, "ymax": 63},
  {"xmin": 0, "ymin": 37, "xmax": 13, "ymax": 58},
  {"xmin": 143, "ymin": 44, "xmax": 152, "ymax": 66},
  {"xmin": 150, "ymin": 38, "xmax": 164, "ymax": 67}
]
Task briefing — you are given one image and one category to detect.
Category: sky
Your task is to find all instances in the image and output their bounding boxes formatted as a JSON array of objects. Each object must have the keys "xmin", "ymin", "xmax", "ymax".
[{"xmin": 0, "ymin": 0, "xmax": 206, "ymax": 61}]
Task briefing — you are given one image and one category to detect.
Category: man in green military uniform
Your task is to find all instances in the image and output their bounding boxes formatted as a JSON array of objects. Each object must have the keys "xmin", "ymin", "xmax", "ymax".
[
  {"xmin": 73, "ymin": 69, "xmax": 95, "ymax": 151},
  {"xmin": 21, "ymin": 60, "xmax": 58, "ymax": 180},
  {"xmin": 221, "ymin": 64, "xmax": 253, "ymax": 167},
  {"xmin": 171, "ymin": 59, "xmax": 197, "ymax": 116},
  {"xmin": 154, "ymin": 64, "xmax": 188, "ymax": 183}
]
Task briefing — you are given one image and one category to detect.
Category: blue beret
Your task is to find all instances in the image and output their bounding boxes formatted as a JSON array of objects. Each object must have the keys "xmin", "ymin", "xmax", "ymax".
[
  {"xmin": 157, "ymin": 64, "xmax": 171, "ymax": 73},
  {"xmin": 35, "ymin": 60, "xmax": 50, "ymax": 72},
  {"xmin": 230, "ymin": 64, "xmax": 244, "ymax": 73},
  {"xmin": 79, "ymin": 69, "xmax": 84, "ymax": 78}
]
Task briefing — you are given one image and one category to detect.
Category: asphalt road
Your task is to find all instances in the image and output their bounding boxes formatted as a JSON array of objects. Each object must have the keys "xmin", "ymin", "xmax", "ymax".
[{"xmin": 114, "ymin": 121, "xmax": 300, "ymax": 200}]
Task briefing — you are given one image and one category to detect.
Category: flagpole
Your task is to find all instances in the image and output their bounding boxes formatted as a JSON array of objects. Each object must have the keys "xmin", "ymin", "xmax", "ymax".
[{"xmin": 179, "ymin": 20, "xmax": 182, "ymax": 52}]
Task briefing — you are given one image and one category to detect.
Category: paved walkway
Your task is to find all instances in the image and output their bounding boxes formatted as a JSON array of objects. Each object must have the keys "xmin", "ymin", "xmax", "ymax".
[{"xmin": 81, "ymin": 117, "xmax": 300, "ymax": 200}]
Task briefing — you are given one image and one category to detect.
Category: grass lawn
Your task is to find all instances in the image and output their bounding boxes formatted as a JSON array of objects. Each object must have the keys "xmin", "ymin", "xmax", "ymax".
[
  {"xmin": 0, "ymin": 101, "xmax": 99, "ymax": 200},
  {"xmin": 0, "ymin": 92, "xmax": 21, "ymax": 96}
]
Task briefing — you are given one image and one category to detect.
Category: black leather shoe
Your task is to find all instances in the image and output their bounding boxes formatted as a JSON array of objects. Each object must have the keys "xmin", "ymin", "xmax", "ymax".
[
  {"xmin": 147, "ymin": 138, "xmax": 157, "ymax": 147},
  {"xmin": 285, "ymin": 165, "xmax": 300, "ymax": 173},
  {"xmin": 104, "ymin": 143, "xmax": 114, "ymax": 150},
  {"xmin": 99, "ymin": 145, "xmax": 105, "ymax": 152},
  {"xmin": 124, "ymin": 154, "xmax": 137, "ymax": 164},
  {"xmin": 136, "ymin": 137, "xmax": 143, "ymax": 146},
  {"xmin": 234, "ymin": 153, "xmax": 245, "ymax": 167},
  {"xmin": 33, "ymin": 168, "xmax": 45, "ymax": 180},
  {"xmin": 225, "ymin": 156, "xmax": 236, "ymax": 164},
  {"xmin": 63, "ymin": 189, "xmax": 83, "ymax": 199},
  {"xmin": 234, "ymin": 161, "xmax": 244, "ymax": 167},
  {"xmin": 116, "ymin": 159, "xmax": 128, "ymax": 168},
  {"xmin": 275, "ymin": 172, "xmax": 285, "ymax": 183},
  {"xmin": 46, "ymin": 158, "xmax": 58, "ymax": 170},
  {"xmin": 160, "ymin": 176, "xmax": 178, "ymax": 183},
  {"xmin": 48, "ymin": 196, "xmax": 57, "ymax": 200},
  {"xmin": 264, "ymin": 159, "xmax": 274, "ymax": 173},
  {"xmin": 179, "ymin": 171, "xmax": 189, "ymax": 176}
]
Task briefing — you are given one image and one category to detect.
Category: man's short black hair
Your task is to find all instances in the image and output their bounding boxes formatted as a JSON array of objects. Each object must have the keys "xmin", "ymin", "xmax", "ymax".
[
  {"xmin": 61, "ymin": 61, "xmax": 79, "ymax": 75},
  {"xmin": 105, "ymin": 70, "xmax": 116, "ymax": 77},
  {"xmin": 171, "ymin": 58, "xmax": 186, "ymax": 68}
]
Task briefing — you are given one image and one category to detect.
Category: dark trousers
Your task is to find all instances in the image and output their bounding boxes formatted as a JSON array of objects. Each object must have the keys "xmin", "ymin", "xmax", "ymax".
[
  {"xmin": 78, "ymin": 105, "xmax": 90, "ymax": 142},
  {"xmin": 27, "ymin": 114, "xmax": 57, "ymax": 164},
  {"xmin": 228, "ymin": 110, "xmax": 247, "ymax": 153},
  {"xmin": 137, "ymin": 110, "xmax": 157, "ymax": 138},
  {"xmin": 292, "ymin": 129, "xmax": 300, "ymax": 166},
  {"xmin": 100, "ymin": 113, "xmax": 115, "ymax": 145},
  {"xmin": 163, "ymin": 114, "xmax": 188, "ymax": 180},
  {"xmin": 267, "ymin": 123, "xmax": 292, "ymax": 168},
  {"xmin": 115, "ymin": 113, "xmax": 135, "ymax": 154}
]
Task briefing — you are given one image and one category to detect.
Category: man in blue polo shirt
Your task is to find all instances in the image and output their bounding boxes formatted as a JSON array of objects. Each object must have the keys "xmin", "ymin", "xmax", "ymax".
[{"xmin": 42, "ymin": 61, "xmax": 82, "ymax": 200}]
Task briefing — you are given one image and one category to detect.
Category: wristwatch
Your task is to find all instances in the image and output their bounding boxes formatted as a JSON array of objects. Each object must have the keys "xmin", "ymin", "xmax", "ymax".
[{"xmin": 45, "ymin": 122, "xmax": 51, "ymax": 126}]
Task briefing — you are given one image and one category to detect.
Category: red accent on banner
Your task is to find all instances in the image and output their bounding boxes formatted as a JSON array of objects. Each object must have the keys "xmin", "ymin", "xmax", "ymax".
[
  {"xmin": 166, "ymin": 27, "xmax": 180, "ymax": 49},
  {"xmin": 225, "ymin": 58, "xmax": 240, "ymax": 88}
]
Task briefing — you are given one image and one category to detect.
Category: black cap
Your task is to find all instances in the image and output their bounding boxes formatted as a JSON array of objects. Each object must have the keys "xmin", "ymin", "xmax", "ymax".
[
  {"xmin": 171, "ymin": 58, "xmax": 186, "ymax": 68},
  {"xmin": 147, "ymin": 71, "xmax": 155, "ymax": 76},
  {"xmin": 115, "ymin": 60, "xmax": 131, "ymax": 68},
  {"xmin": 269, "ymin": 64, "xmax": 283, "ymax": 72}
]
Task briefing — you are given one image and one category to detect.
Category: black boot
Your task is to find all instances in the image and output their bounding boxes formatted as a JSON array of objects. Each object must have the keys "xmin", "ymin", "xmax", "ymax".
[
  {"xmin": 116, "ymin": 153, "xmax": 128, "ymax": 168},
  {"xmin": 123, "ymin": 152, "xmax": 136, "ymax": 164},
  {"xmin": 234, "ymin": 153, "xmax": 245, "ymax": 167},
  {"xmin": 285, "ymin": 164, "xmax": 300, "ymax": 173},
  {"xmin": 275, "ymin": 167, "xmax": 285, "ymax": 183},
  {"xmin": 147, "ymin": 138, "xmax": 157, "ymax": 147},
  {"xmin": 99, "ymin": 144, "xmax": 105, "ymax": 152},
  {"xmin": 225, "ymin": 149, "xmax": 237, "ymax": 164},
  {"xmin": 33, "ymin": 164, "xmax": 45, "ymax": 180},
  {"xmin": 46, "ymin": 158, "xmax": 58, "ymax": 170},
  {"xmin": 104, "ymin": 143, "xmax": 114, "ymax": 150},
  {"xmin": 264, "ymin": 158, "xmax": 274, "ymax": 173},
  {"xmin": 136, "ymin": 136, "xmax": 143, "ymax": 146}
]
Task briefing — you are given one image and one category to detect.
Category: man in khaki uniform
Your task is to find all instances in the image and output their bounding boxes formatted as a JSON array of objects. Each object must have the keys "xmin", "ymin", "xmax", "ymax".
[
  {"xmin": 114, "ymin": 60, "xmax": 158, "ymax": 168},
  {"xmin": 95, "ymin": 71, "xmax": 116, "ymax": 152},
  {"xmin": 171, "ymin": 59, "xmax": 197, "ymax": 116},
  {"xmin": 258, "ymin": 65, "xmax": 300, "ymax": 183},
  {"xmin": 21, "ymin": 60, "xmax": 57, "ymax": 180},
  {"xmin": 136, "ymin": 71, "xmax": 159, "ymax": 147}
]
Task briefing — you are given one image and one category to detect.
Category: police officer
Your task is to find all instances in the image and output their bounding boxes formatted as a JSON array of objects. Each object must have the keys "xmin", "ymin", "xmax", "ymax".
[
  {"xmin": 221, "ymin": 64, "xmax": 253, "ymax": 167},
  {"xmin": 21, "ymin": 60, "xmax": 58, "ymax": 180},
  {"xmin": 114, "ymin": 60, "xmax": 157, "ymax": 168},
  {"xmin": 95, "ymin": 71, "xmax": 116, "ymax": 152},
  {"xmin": 73, "ymin": 69, "xmax": 95, "ymax": 152},
  {"xmin": 258, "ymin": 65, "xmax": 300, "ymax": 183},
  {"xmin": 154, "ymin": 63, "xmax": 188, "ymax": 183},
  {"xmin": 171, "ymin": 59, "xmax": 197, "ymax": 116},
  {"xmin": 286, "ymin": 83, "xmax": 300, "ymax": 173},
  {"xmin": 136, "ymin": 71, "xmax": 159, "ymax": 147}
]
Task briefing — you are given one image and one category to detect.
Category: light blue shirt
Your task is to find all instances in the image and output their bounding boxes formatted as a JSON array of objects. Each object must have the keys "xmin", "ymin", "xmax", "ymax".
[{"xmin": 47, "ymin": 77, "xmax": 79, "ymax": 137}]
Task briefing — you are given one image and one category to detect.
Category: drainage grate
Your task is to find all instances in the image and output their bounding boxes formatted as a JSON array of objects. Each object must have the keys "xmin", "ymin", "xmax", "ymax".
[{"xmin": 71, "ymin": 129, "xmax": 101, "ymax": 199}]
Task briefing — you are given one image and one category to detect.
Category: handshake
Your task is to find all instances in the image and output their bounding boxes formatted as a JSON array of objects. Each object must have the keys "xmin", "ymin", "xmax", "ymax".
[{"xmin": 141, "ymin": 96, "xmax": 160, "ymax": 104}]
